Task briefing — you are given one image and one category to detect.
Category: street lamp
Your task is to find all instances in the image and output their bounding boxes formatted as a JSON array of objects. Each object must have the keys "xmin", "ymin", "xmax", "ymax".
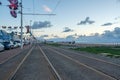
[
  {"xmin": 20, "ymin": 0, "xmax": 23, "ymax": 49},
  {"xmin": 30, "ymin": 20, "xmax": 32, "ymax": 33},
  {"xmin": 30, "ymin": 20, "xmax": 33, "ymax": 45}
]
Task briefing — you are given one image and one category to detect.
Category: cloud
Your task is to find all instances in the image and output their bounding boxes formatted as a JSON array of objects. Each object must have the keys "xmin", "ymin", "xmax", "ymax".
[
  {"xmin": 46, "ymin": 27, "xmax": 120, "ymax": 43},
  {"xmin": 43, "ymin": 5, "xmax": 52, "ymax": 13},
  {"xmin": 32, "ymin": 21, "xmax": 52, "ymax": 29},
  {"xmin": 101, "ymin": 22, "xmax": 113, "ymax": 26},
  {"xmin": 41, "ymin": 35, "xmax": 49, "ymax": 37},
  {"xmin": 76, "ymin": 27, "xmax": 120, "ymax": 43},
  {"xmin": 102, "ymin": 27, "xmax": 120, "ymax": 38},
  {"xmin": 77, "ymin": 17, "xmax": 95, "ymax": 25},
  {"xmin": 62, "ymin": 27, "xmax": 74, "ymax": 32},
  {"xmin": 38, "ymin": 35, "xmax": 49, "ymax": 40},
  {"xmin": 66, "ymin": 35, "xmax": 75, "ymax": 39},
  {"xmin": 53, "ymin": 35, "xmax": 59, "ymax": 38},
  {"xmin": 37, "ymin": 34, "xmax": 49, "ymax": 40},
  {"xmin": 115, "ymin": 16, "xmax": 120, "ymax": 20},
  {"xmin": 51, "ymin": 34, "xmax": 59, "ymax": 38}
]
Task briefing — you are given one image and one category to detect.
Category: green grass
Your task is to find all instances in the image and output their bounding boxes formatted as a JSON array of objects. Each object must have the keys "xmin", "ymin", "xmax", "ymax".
[
  {"xmin": 47, "ymin": 43, "xmax": 120, "ymax": 58},
  {"xmin": 46, "ymin": 43, "xmax": 61, "ymax": 47},
  {"xmin": 72, "ymin": 46, "xmax": 120, "ymax": 58}
]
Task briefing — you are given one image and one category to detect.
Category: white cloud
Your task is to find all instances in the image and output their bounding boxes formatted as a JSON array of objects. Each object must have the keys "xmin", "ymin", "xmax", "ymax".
[
  {"xmin": 32, "ymin": 21, "xmax": 52, "ymax": 29},
  {"xmin": 62, "ymin": 27, "xmax": 74, "ymax": 32},
  {"xmin": 45, "ymin": 27, "xmax": 120, "ymax": 43},
  {"xmin": 43, "ymin": 5, "xmax": 52, "ymax": 13},
  {"xmin": 77, "ymin": 17, "xmax": 95, "ymax": 25}
]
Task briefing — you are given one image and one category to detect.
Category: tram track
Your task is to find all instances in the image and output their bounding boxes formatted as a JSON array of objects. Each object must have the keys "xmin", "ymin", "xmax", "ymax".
[
  {"xmin": 40, "ymin": 45, "xmax": 119, "ymax": 80},
  {"xmin": 7, "ymin": 44, "xmax": 62, "ymax": 80},
  {"xmin": 0, "ymin": 43, "xmax": 119, "ymax": 80},
  {"xmin": 0, "ymin": 45, "xmax": 32, "ymax": 80},
  {"xmin": 47, "ymin": 46, "xmax": 120, "ymax": 79}
]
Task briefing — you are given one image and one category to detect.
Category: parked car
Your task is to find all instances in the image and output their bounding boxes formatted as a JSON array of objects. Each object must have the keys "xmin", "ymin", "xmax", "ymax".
[
  {"xmin": 0, "ymin": 43, "xmax": 4, "ymax": 51},
  {"xmin": 24, "ymin": 40, "xmax": 30, "ymax": 45},
  {"xmin": 3, "ymin": 41, "xmax": 14, "ymax": 49},
  {"xmin": 13, "ymin": 40, "xmax": 21, "ymax": 47},
  {"xmin": 13, "ymin": 41, "xmax": 19, "ymax": 48}
]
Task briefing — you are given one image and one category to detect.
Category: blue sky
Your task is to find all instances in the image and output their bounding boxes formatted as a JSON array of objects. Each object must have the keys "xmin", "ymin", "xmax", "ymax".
[{"xmin": 0, "ymin": 0, "xmax": 120, "ymax": 41}]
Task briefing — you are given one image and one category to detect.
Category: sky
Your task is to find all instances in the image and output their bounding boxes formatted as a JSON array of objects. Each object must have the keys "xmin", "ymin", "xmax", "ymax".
[{"xmin": 0, "ymin": 0, "xmax": 120, "ymax": 43}]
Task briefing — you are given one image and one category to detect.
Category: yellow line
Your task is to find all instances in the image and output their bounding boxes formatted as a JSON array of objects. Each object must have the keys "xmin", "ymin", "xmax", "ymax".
[{"xmin": 49, "ymin": 48, "xmax": 117, "ymax": 80}]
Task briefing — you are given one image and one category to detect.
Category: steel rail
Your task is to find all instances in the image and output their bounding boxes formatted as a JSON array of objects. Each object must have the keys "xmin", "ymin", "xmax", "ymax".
[
  {"xmin": 39, "ymin": 46, "xmax": 62, "ymax": 80},
  {"xmin": 51, "ymin": 46, "xmax": 120, "ymax": 67},
  {"xmin": 8, "ymin": 46, "xmax": 34, "ymax": 80},
  {"xmin": 0, "ymin": 48, "xmax": 28, "ymax": 65},
  {"xmin": 48, "ymin": 47, "xmax": 117, "ymax": 80}
]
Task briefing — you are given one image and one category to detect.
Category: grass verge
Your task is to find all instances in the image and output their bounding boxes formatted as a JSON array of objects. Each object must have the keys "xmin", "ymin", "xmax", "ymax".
[
  {"xmin": 46, "ymin": 43, "xmax": 62, "ymax": 47},
  {"xmin": 71, "ymin": 46, "xmax": 120, "ymax": 58}
]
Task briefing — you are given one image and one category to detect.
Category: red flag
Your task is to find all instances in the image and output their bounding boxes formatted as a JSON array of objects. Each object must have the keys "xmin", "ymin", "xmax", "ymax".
[
  {"xmin": 8, "ymin": 0, "xmax": 18, "ymax": 18},
  {"xmin": 8, "ymin": 0, "xmax": 18, "ymax": 3},
  {"xmin": 10, "ymin": 10, "xmax": 17, "ymax": 18},
  {"xmin": 9, "ymin": 3, "xmax": 18, "ymax": 10},
  {"xmin": 8, "ymin": 0, "xmax": 18, "ymax": 10}
]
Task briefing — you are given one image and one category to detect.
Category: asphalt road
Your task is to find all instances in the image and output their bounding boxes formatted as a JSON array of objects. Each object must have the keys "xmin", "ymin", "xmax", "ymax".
[{"xmin": 0, "ymin": 43, "xmax": 120, "ymax": 80}]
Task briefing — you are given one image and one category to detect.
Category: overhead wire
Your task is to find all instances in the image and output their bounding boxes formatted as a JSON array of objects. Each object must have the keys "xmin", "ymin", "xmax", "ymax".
[
  {"xmin": 52, "ymin": 0, "xmax": 61, "ymax": 12},
  {"xmin": 48, "ymin": 0, "xmax": 61, "ymax": 19}
]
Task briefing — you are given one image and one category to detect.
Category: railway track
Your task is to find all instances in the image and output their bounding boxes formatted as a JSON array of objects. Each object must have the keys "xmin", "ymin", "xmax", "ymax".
[
  {"xmin": 0, "ymin": 45, "xmax": 30, "ymax": 65},
  {"xmin": 48, "ymin": 46, "xmax": 120, "ymax": 79},
  {"xmin": 52, "ymin": 46, "xmax": 120, "ymax": 67},
  {"xmin": 0, "ymin": 43, "xmax": 119, "ymax": 80},
  {"xmin": 39, "ymin": 46, "xmax": 62, "ymax": 80},
  {"xmin": 0, "ymin": 45, "xmax": 32, "ymax": 80},
  {"xmin": 8, "ymin": 46, "xmax": 34, "ymax": 80},
  {"xmin": 40, "ymin": 45, "xmax": 120, "ymax": 80},
  {"xmin": 4, "ymin": 44, "xmax": 62, "ymax": 80}
]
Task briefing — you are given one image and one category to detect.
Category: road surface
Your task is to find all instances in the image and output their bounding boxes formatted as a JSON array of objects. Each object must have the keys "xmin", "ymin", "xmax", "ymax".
[{"xmin": 0, "ymin": 43, "xmax": 119, "ymax": 80}]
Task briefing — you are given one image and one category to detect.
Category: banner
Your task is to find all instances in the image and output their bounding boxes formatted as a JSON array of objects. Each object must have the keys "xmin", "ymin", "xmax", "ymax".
[
  {"xmin": 8, "ymin": 0, "xmax": 18, "ymax": 18},
  {"xmin": 10, "ymin": 10, "xmax": 17, "ymax": 18},
  {"xmin": 2, "ymin": 26, "xmax": 6, "ymax": 29}
]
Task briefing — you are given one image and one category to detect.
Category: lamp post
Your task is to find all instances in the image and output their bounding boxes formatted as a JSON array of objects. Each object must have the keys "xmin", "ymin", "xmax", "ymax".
[
  {"xmin": 30, "ymin": 20, "xmax": 33, "ymax": 45},
  {"xmin": 20, "ymin": 0, "xmax": 23, "ymax": 49},
  {"xmin": 30, "ymin": 20, "xmax": 32, "ymax": 34}
]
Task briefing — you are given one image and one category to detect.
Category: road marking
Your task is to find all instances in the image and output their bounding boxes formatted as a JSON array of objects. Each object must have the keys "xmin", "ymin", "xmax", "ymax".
[
  {"xmin": 8, "ymin": 46, "xmax": 34, "ymax": 80},
  {"xmin": 0, "ymin": 46, "xmax": 30, "ymax": 65},
  {"xmin": 39, "ymin": 46, "xmax": 62, "ymax": 80},
  {"xmin": 52, "ymin": 47, "xmax": 120, "ymax": 67},
  {"xmin": 49, "ymin": 48, "xmax": 117, "ymax": 80}
]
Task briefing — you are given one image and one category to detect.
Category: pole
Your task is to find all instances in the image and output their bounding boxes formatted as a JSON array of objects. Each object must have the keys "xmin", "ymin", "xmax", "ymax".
[
  {"xmin": 30, "ymin": 20, "xmax": 32, "ymax": 45},
  {"xmin": 30, "ymin": 20, "xmax": 32, "ymax": 33},
  {"xmin": 20, "ymin": 0, "xmax": 23, "ymax": 49}
]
